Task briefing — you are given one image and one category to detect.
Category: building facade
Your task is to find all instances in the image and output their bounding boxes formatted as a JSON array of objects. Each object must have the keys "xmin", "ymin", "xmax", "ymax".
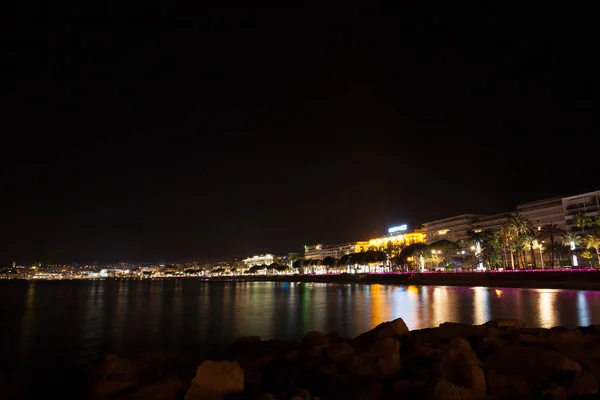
[
  {"xmin": 367, "ymin": 231, "xmax": 425, "ymax": 249},
  {"xmin": 471, "ymin": 213, "xmax": 509, "ymax": 233},
  {"xmin": 422, "ymin": 214, "xmax": 482, "ymax": 246},
  {"xmin": 563, "ymin": 190, "xmax": 600, "ymax": 232},
  {"xmin": 516, "ymin": 196, "xmax": 566, "ymax": 231},
  {"xmin": 242, "ymin": 254, "xmax": 275, "ymax": 267},
  {"xmin": 304, "ymin": 241, "xmax": 369, "ymax": 260},
  {"xmin": 304, "ymin": 244, "xmax": 323, "ymax": 260}
]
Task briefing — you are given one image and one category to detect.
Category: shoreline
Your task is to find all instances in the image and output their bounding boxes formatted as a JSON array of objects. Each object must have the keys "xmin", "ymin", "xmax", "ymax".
[{"xmin": 4, "ymin": 270, "xmax": 600, "ymax": 291}]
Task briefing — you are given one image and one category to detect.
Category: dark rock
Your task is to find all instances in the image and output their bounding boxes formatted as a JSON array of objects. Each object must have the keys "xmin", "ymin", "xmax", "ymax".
[
  {"xmin": 568, "ymin": 371, "xmax": 599, "ymax": 396},
  {"xmin": 577, "ymin": 324, "xmax": 600, "ymax": 335},
  {"xmin": 257, "ymin": 394, "xmax": 276, "ymax": 400},
  {"xmin": 324, "ymin": 343, "xmax": 354, "ymax": 365},
  {"xmin": 317, "ymin": 374, "xmax": 383, "ymax": 400},
  {"xmin": 427, "ymin": 337, "xmax": 486, "ymax": 397},
  {"xmin": 314, "ymin": 361, "xmax": 338, "ymax": 375},
  {"xmin": 483, "ymin": 344, "xmax": 581, "ymax": 397},
  {"xmin": 436, "ymin": 323, "xmax": 488, "ymax": 339},
  {"xmin": 484, "ymin": 318, "xmax": 527, "ymax": 329},
  {"xmin": 288, "ymin": 388, "xmax": 313, "ymax": 400},
  {"xmin": 354, "ymin": 317, "xmax": 410, "ymax": 345},
  {"xmin": 223, "ymin": 339, "xmax": 300, "ymax": 384},
  {"xmin": 234, "ymin": 336, "xmax": 262, "ymax": 343},
  {"xmin": 542, "ymin": 382, "xmax": 567, "ymax": 400},
  {"xmin": 550, "ymin": 341, "xmax": 600, "ymax": 382},
  {"xmin": 0, "ymin": 373, "xmax": 19, "ymax": 399},
  {"xmin": 549, "ymin": 327, "xmax": 584, "ymax": 342},
  {"xmin": 80, "ymin": 319, "xmax": 600, "ymax": 400},
  {"xmin": 431, "ymin": 380, "xmax": 484, "ymax": 400},
  {"xmin": 127, "ymin": 378, "xmax": 185, "ymax": 400},
  {"xmin": 297, "ymin": 331, "xmax": 338, "ymax": 363},
  {"xmin": 90, "ymin": 351, "xmax": 198, "ymax": 399},
  {"xmin": 185, "ymin": 360, "xmax": 244, "ymax": 400},
  {"xmin": 343, "ymin": 355, "xmax": 374, "ymax": 377},
  {"xmin": 359, "ymin": 337, "xmax": 401, "ymax": 379},
  {"xmin": 400, "ymin": 356, "xmax": 442, "ymax": 381},
  {"xmin": 223, "ymin": 339, "xmax": 298, "ymax": 363},
  {"xmin": 301, "ymin": 331, "xmax": 332, "ymax": 347},
  {"xmin": 260, "ymin": 358, "xmax": 298, "ymax": 397},
  {"xmin": 392, "ymin": 379, "xmax": 410, "ymax": 395},
  {"xmin": 447, "ymin": 337, "xmax": 479, "ymax": 365}
]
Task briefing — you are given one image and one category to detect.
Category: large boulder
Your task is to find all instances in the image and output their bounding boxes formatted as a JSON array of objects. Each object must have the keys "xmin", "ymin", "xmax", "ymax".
[
  {"xmin": 130, "ymin": 378, "xmax": 185, "ymax": 399},
  {"xmin": 483, "ymin": 344, "xmax": 581, "ymax": 397},
  {"xmin": 93, "ymin": 354, "xmax": 138, "ymax": 398},
  {"xmin": 431, "ymin": 380, "xmax": 485, "ymax": 400},
  {"xmin": 184, "ymin": 360, "xmax": 244, "ymax": 400},
  {"xmin": 432, "ymin": 337, "xmax": 486, "ymax": 397},
  {"xmin": 354, "ymin": 317, "xmax": 410, "ymax": 344},
  {"xmin": 568, "ymin": 371, "xmax": 599, "ymax": 397},
  {"xmin": 315, "ymin": 373, "xmax": 383, "ymax": 400},
  {"xmin": 437, "ymin": 323, "xmax": 489, "ymax": 339},
  {"xmin": 360, "ymin": 337, "xmax": 402, "ymax": 378},
  {"xmin": 339, "ymin": 337, "xmax": 402, "ymax": 379},
  {"xmin": 297, "ymin": 331, "xmax": 337, "ymax": 362},
  {"xmin": 324, "ymin": 342, "xmax": 354, "ymax": 365}
]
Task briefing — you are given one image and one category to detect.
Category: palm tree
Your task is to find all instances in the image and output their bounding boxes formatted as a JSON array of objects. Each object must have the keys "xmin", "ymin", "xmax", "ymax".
[
  {"xmin": 521, "ymin": 230, "xmax": 538, "ymax": 269},
  {"xmin": 574, "ymin": 212, "xmax": 593, "ymax": 234},
  {"xmin": 496, "ymin": 226, "xmax": 514, "ymax": 269},
  {"xmin": 506, "ymin": 213, "xmax": 534, "ymax": 268},
  {"xmin": 539, "ymin": 223, "xmax": 566, "ymax": 268},
  {"xmin": 399, "ymin": 243, "xmax": 429, "ymax": 271},
  {"xmin": 467, "ymin": 230, "xmax": 497, "ymax": 270},
  {"xmin": 321, "ymin": 256, "xmax": 338, "ymax": 273},
  {"xmin": 583, "ymin": 234, "xmax": 600, "ymax": 267},
  {"xmin": 562, "ymin": 232, "xmax": 582, "ymax": 267}
]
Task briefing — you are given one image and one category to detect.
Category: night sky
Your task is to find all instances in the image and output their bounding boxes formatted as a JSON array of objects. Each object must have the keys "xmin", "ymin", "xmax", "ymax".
[{"xmin": 2, "ymin": 5, "xmax": 596, "ymax": 263}]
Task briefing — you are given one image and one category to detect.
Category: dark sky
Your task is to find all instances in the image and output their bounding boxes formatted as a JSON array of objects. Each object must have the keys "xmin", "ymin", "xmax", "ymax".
[{"xmin": 1, "ymin": 5, "xmax": 597, "ymax": 263}]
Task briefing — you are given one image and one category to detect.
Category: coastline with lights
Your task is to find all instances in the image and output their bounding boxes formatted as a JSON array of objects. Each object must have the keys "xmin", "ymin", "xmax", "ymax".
[
  {"xmin": 2, "ymin": 190, "xmax": 599, "ymax": 288},
  {"xmin": 3, "ymin": 269, "xmax": 600, "ymax": 291}
]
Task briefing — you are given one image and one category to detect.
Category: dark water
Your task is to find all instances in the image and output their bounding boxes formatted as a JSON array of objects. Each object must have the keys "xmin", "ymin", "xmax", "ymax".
[{"xmin": 1, "ymin": 279, "xmax": 600, "ymax": 395}]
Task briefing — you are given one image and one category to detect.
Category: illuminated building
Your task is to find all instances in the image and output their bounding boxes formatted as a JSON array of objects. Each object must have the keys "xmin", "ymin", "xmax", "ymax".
[
  {"xmin": 422, "ymin": 214, "xmax": 481, "ymax": 246},
  {"xmin": 330, "ymin": 242, "xmax": 369, "ymax": 257},
  {"xmin": 304, "ymin": 244, "xmax": 323, "ymax": 260},
  {"xmin": 242, "ymin": 254, "xmax": 275, "ymax": 267},
  {"xmin": 471, "ymin": 213, "xmax": 509, "ymax": 234},
  {"xmin": 366, "ymin": 230, "xmax": 425, "ymax": 249},
  {"xmin": 304, "ymin": 242, "xmax": 369, "ymax": 260},
  {"xmin": 517, "ymin": 197, "xmax": 566, "ymax": 231},
  {"xmin": 563, "ymin": 190, "xmax": 600, "ymax": 232}
]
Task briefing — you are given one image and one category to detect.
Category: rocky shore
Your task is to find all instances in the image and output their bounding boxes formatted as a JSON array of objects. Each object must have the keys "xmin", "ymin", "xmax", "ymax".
[{"xmin": 77, "ymin": 318, "xmax": 600, "ymax": 400}]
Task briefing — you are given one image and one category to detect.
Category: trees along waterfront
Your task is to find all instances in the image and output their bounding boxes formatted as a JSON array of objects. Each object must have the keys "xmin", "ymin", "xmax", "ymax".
[{"xmin": 243, "ymin": 213, "xmax": 600, "ymax": 276}]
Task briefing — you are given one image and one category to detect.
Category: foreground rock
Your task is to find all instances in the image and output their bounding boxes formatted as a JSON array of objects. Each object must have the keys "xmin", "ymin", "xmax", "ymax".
[
  {"xmin": 84, "ymin": 317, "xmax": 600, "ymax": 399},
  {"xmin": 185, "ymin": 360, "xmax": 244, "ymax": 399}
]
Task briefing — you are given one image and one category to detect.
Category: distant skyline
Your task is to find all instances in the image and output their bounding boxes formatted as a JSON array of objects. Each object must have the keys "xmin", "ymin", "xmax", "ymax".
[{"xmin": 2, "ymin": 6, "xmax": 596, "ymax": 264}]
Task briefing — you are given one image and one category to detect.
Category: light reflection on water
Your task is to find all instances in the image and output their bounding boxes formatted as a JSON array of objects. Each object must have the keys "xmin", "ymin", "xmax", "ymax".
[{"xmin": 2, "ymin": 280, "xmax": 600, "ymax": 371}]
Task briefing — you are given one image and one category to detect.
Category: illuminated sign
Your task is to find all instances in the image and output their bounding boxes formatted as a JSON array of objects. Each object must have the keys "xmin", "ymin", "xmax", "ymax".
[{"xmin": 388, "ymin": 224, "xmax": 408, "ymax": 234}]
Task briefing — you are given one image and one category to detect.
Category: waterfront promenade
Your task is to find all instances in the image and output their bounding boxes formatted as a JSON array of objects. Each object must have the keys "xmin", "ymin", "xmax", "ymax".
[
  {"xmin": 201, "ymin": 269, "xmax": 600, "ymax": 291},
  {"xmin": 2, "ymin": 269, "xmax": 600, "ymax": 290}
]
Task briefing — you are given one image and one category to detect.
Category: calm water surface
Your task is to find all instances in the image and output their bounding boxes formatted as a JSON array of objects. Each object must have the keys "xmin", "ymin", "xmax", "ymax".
[{"xmin": 1, "ymin": 279, "xmax": 599, "ymax": 390}]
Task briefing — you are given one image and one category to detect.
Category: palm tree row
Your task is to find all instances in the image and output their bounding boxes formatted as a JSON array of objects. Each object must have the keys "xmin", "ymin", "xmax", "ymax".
[{"xmin": 468, "ymin": 212, "xmax": 600, "ymax": 270}]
